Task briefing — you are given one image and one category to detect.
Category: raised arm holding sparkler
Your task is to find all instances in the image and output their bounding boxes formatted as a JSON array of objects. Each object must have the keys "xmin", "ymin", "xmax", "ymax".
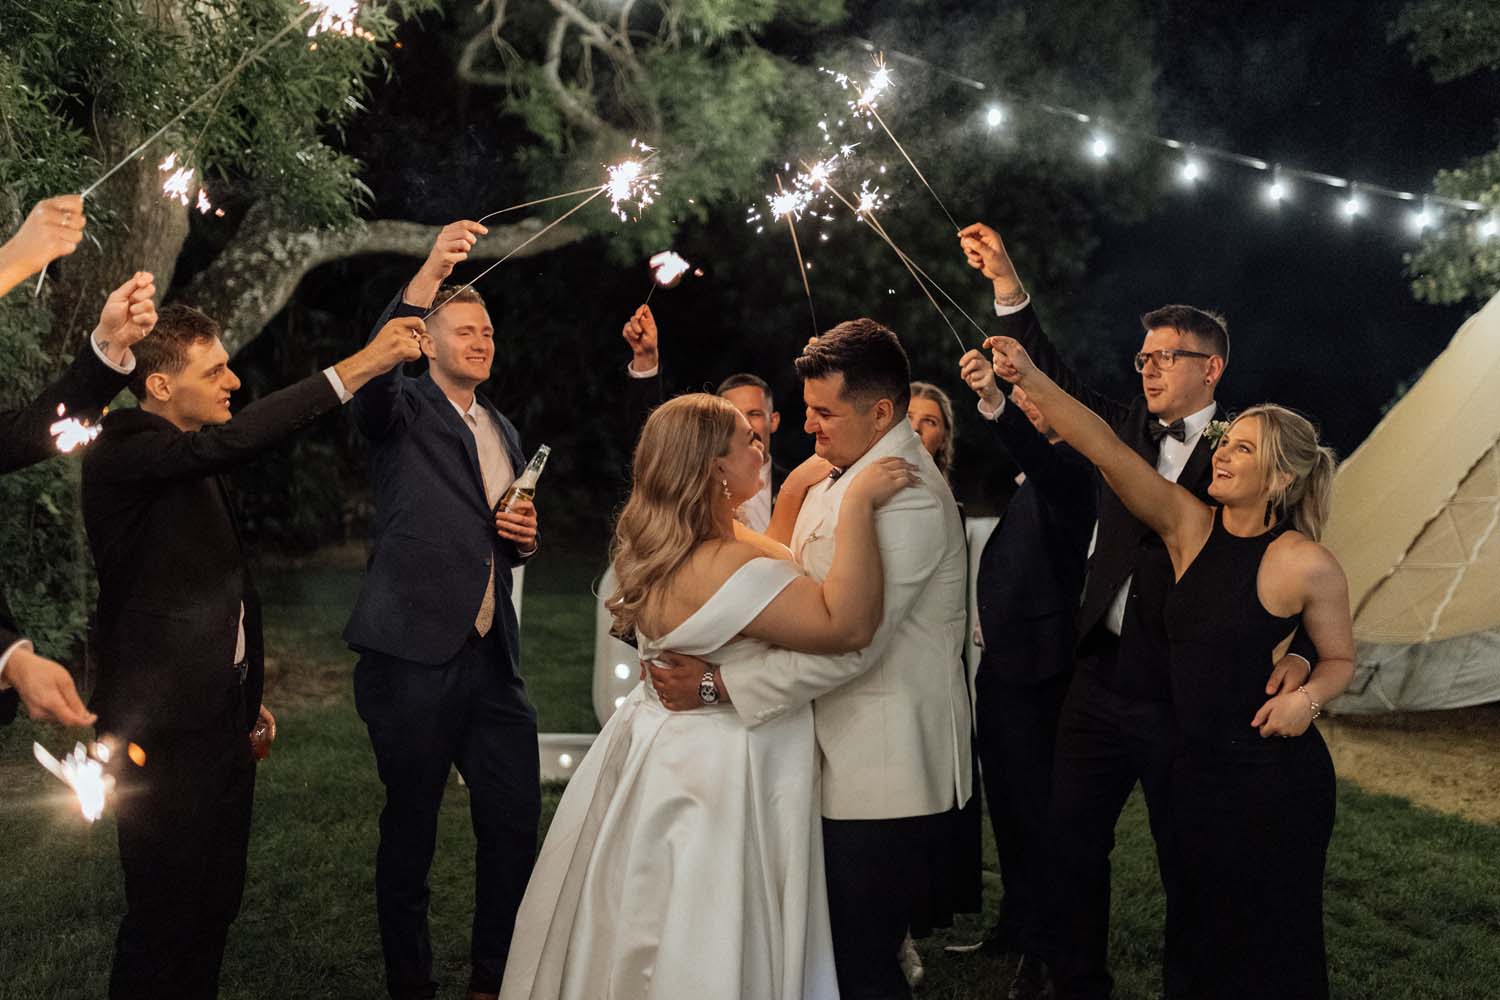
[{"xmin": 0, "ymin": 195, "xmax": 87, "ymax": 296}]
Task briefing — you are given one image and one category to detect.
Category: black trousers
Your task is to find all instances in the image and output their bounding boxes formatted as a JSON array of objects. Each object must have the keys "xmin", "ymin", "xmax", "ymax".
[
  {"xmin": 974, "ymin": 666, "xmax": 1072, "ymax": 954},
  {"xmin": 1044, "ymin": 645, "xmax": 1186, "ymax": 1000},
  {"xmin": 109, "ymin": 691, "xmax": 256, "ymax": 1000},
  {"xmin": 824, "ymin": 811, "xmax": 948, "ymax": 1000},
  {"xmin": 355, "ymin": 629, "xmax": 540, "ymax": 999}
]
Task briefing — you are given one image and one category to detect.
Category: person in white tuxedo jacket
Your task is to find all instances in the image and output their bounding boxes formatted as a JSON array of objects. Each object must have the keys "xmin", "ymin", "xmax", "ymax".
[{"xmin": 654, "ymin": 318, "xmax": 973, "ymax": 1000}]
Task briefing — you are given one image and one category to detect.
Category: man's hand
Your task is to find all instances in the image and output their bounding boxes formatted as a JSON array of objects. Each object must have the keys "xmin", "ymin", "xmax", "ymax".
[
  {"xmin": 5, "ymin": 648, "xmax": 95, "ymax": 727},
  {"xmin": 404, "ymin": 220, "xmax": 488, "ymax": 308},
  {"xmin": 92, "ymin": 272, "xmax": 157, "ymax": 365},
  {"xmin": 646, "ymin": 651, "xmax": 725, "ymax": 711},
  {"xmin": 1265, "ymin": 654, "xmax": 1311, "ymax": 696},
  {"xmin": 335, "ymin": 316, "xmax": 425, "ymax": 393},
  {"xmin": 957, "ymin": 222, "xmax": 1027, "ymax": 306},
  {"xmin": 0, "ymin": 195, "xmax": 86, "ymax": 294},
  {"xmin": 257, "ymin": 704, "xmax": 277, "ymax": 741},
  {"xmin": 959, "ymin": 348, "xmax": 1005, "ymax": 409},
  {"xmin": 622, "ymin": 305, "xmax": 659, "ymax": 373},
  {"xmin": 496, "ymin": 498, "xmax": 539, "ymax": 553}
]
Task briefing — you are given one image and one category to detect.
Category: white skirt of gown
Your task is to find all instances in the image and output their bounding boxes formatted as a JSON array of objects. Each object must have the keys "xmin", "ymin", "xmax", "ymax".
[{"xmin": 499, "ymin": 557, "xmax": 839, "ymax": 1000}]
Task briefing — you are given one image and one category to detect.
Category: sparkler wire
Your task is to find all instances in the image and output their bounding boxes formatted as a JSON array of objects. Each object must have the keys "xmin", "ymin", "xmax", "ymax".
[
  {"xmin": 774, "ymin": 176, "xmax": 819, "ymax": 337},
  {"xmin": 866, "ymin": 105, "xmax": 962, "ymax": 234},
  {"xmin": 425, "ymin": 186, "xmax": 606, "ymax": 319},
  {"xmin": 36, "ymin": 6, "xmax": 319, "ymax": 296},
  {"xmin": 811, "ymin": 169, "xmax": 971, "ymax": 354},
  {"xmin": 476, "ymin": 186, "xmax": 603, "ymax": 224}
]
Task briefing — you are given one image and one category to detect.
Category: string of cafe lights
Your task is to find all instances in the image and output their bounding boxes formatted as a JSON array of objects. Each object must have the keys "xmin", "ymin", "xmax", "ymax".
[{"xmin": 851, "ymin": 38, "xmax": 1498, "ymax": 240}]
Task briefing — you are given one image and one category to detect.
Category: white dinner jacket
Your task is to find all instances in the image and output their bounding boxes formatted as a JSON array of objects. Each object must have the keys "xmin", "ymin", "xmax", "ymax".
[{"xmin": 720, "ymin": 421, "xmax": 973, "ymax": 821}]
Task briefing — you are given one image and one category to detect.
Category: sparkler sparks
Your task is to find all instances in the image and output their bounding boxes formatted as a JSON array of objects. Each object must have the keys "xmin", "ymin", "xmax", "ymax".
[
  {"xmin": 305, "ymin": 0, "xmax": 374, "ymax": 40},
  {"xmin": 50, "ymin": 404, "xmax": 102, "ymax": 454},
  {"xmin": 34, "ymin": 741, "xmax": 115, "ymax": 822},
  {"xmin": 648, "ymin": 251, "xmax": 697, "ymax": 289},
  {"xmin": 606, "ymin": 139, "xmax": 660, "ymax": 222}
]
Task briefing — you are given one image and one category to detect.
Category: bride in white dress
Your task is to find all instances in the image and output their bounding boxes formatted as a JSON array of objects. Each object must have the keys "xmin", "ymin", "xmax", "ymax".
[{"xmin": 500, "ymin": 393, "xmax": 917, "ymax": 1000}]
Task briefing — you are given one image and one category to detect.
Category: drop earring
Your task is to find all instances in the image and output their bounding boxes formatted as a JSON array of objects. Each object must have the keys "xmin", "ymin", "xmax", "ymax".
[{"xmin": 721, "ymin": 478, "xmax": 732, "ymax": 500}]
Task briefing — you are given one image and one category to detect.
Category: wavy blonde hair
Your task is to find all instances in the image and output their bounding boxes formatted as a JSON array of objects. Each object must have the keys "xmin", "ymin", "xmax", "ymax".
[
  {"xmin": 909, "ymin": 380, "xmax": 956, "ymax": 480},
  {"xmin": 1233, "ymin": 404, "xmax": 1338, "ymax": 540},
  {"xmin": 608, "ymin": 393, "xmax": 739, "ymax": 639}
]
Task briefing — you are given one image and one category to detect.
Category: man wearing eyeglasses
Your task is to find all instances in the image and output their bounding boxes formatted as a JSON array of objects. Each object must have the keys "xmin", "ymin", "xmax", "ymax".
[{"xmin": 956, "ymin": 223, "xmax": 1317, "ymax": 1000}]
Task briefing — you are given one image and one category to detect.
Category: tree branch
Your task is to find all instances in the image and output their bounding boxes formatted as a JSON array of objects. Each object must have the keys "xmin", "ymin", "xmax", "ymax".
[{"xmin": 180, "ymin": 204, "xmax": 587, "ymax": 355}]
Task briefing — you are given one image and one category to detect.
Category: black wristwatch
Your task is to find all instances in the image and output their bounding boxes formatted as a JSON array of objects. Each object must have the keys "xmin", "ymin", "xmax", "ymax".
[{"xmin": 698, "ymin": 669, "xmax": 720, "ymax": 705}]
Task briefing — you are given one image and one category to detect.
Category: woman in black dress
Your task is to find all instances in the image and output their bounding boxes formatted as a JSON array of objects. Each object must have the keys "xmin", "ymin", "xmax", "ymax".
[{"xmin": 987, "ymin": 335, "xmax": 1355, "ymax": 1000}]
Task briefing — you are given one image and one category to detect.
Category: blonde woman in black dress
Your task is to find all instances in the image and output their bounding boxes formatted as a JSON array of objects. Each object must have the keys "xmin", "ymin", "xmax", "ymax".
[{"xmin": 987, "ymin": 334, "xmax": 1355, "ymax": 999}]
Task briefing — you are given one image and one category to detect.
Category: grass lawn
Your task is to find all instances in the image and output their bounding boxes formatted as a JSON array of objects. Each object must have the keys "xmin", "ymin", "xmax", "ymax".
[{"xmin": 2, "ymin": 543, "xmax": 1499, "ymax": 999}]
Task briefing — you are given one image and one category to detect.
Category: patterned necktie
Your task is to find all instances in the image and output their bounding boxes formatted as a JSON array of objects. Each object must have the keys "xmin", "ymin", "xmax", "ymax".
[{"xmin": 475, "ymin": 562, "xmax": 496, "ymax": 636}]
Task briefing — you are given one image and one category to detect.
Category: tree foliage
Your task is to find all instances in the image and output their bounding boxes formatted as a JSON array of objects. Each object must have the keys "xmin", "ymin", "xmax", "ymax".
[{"xmin": 1394, "ymin": 0, "xmax": 1500, "ymax": 305}]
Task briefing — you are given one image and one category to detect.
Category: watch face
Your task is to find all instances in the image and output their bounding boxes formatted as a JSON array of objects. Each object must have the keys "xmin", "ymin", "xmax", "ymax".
[{"xmin": 699, "ymin": 676, "xmax": 718, "ymax": 704}]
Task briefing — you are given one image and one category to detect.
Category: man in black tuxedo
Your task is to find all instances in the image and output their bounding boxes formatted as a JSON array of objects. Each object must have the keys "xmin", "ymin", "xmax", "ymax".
[
  {"xmin": 82, "ymin": 302, "xmax": 422, "ymax": 999},
  {"xmin": 959, "ymin": 223, "xmax": 1318, "ymax": 1000},
  {"xmin": 620, "ymin": 304, "xmax": 787, "ymax": 530},
  {"xmin": 1, "ymin": 196, "xmax": 155, "ymax": 728},
  {"xmin": 951, "ymin": 375, "xmax": 1094, "ymax": 993},
  {"xmin": 345, "ymin": 220, "xmax": 541, "ymax": 1000}
]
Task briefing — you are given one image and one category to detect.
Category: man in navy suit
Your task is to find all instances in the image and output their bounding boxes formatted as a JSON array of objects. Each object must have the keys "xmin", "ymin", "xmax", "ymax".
[{"xmin": 346, "ymin": 220, "xmax": 541, "ymax": 1000}]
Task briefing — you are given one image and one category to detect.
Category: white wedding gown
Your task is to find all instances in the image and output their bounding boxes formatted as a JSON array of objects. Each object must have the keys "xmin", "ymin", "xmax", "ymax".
[{"xmin": 499, "ymin": 557, "xmax": 840, "ymax": 1000}]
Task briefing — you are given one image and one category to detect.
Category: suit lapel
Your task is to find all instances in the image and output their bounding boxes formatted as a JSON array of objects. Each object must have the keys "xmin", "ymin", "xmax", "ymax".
[{"xmin": 416, "ymin": 375, "xmax": 489, "ymax": 503}]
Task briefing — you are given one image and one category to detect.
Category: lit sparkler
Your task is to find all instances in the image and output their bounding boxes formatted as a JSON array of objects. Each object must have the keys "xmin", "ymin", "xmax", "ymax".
[
  {"xmin": 428, "ymin": 141, "xmax": 663, "ymax": 318},
  {"xmin": 812, "ymin": 167, "xmax": 982, "ymax": 353},
  {"xmin": 606, "ymin": 140, "xmax": 660, "ymax": 222},
  {"xmin": 50, "ymin": 404, "xmax": 102, "ymax": 454},
  {"xmin": 643, "ymin": 250, "xmax": 701, "ymax": 304},
  {"xmin": 648, "ymin": 251, "xmax": 696, "ymax": 288},
  {"xmin": 823, "ymin": 53, "xmax": 961, "ymax": 233},
  {"xmin": 34, "ymin": 741, "xmax": 115, "ymax": 822},
  {"xmin": 37, "ymin": 0, "xmax": 373, "ymax": 296},
  {"xmin": 305, "ymin": 0, "xmax": 374, "ymax": 40}
]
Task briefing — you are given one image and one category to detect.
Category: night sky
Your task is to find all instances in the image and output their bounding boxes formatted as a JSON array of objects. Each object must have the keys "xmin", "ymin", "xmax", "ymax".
[{"xmin": 232, "ymin": 0, "xmax": 1500, "ymax": 539}]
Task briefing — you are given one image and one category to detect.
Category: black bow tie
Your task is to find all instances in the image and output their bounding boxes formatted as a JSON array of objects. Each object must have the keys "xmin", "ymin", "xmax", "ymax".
[
  {"xmin": 827, "ymin": 468, "xmax": 844, "ymax": 482},
  {"xmin": 1148, "ymin": 419, "xmax": 1187, "ymax": 445}
]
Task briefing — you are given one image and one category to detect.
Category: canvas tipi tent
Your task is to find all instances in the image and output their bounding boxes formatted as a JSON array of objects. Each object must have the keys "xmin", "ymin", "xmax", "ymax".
[{"xmin": 1323, "ymin": 291, "xmax": 1500, "ymax": 713}]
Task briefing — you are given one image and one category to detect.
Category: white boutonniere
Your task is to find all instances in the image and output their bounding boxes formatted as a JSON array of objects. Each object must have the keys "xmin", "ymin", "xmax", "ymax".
[{"xmin": 1203, "ymin": 419, "xmax": 1231, "ymax": 448}]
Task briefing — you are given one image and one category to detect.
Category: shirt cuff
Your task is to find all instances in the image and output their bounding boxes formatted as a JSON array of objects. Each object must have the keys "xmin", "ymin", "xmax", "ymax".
[
  {"xmin": 977, "ymin": 395, "xmax": 1006, "ymax": 421},
  {"xmin": 0, "ymin": 638, "xmax": 34, "ymax": 689},
  {"xmin": 1282, "ymin": 652, "xmax": 1311, "ymax": 669},
  {"xmin": 324, "ymin": 367, "xmax": 354, "ymax": 404},
  {"xmin": 92, "ymin": 333, "xmax": 137, "ymax": 374},
  {"xmin": 627, "ymin": 361, "xmax": 659, "ymax": 379},
  {"xmin": 993, "ymin": 295, "xmax": 1031, "ymax": 317}
]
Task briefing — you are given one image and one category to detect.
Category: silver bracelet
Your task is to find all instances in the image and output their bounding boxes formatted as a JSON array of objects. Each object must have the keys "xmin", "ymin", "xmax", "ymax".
[{"xmin": 1296, "ymin": 684, "xmax": 1322, "ymax": 721}]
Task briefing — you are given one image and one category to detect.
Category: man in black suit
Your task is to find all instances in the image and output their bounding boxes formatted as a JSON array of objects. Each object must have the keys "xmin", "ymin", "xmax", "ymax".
[
  {"xmin": 958, "ymin": 222, "xmax": 1317, "ymax": 1000},
  {"xmin": 952, "ymin": 375, "xmax": 1094, "ymax": 993},
  {"xmin": 620, "ymin": 304, "xmax": 787, "ymax": 530},
  {"xmin": 345, "ymin": 220, "xmax": 541, "ymax": 1000},
  {"xmin": 82, "ymin": 302, "xmax": 422, "ymax": 999},
  {"xmin": 1, "ymin": 196, "xmax": 155, "ymax": 728}
]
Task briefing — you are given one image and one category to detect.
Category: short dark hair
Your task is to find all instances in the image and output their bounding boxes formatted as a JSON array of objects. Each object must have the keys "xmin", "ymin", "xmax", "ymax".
[
  {"xmin": 715, "ymin": 372, "xmax": 774, "ymax": 409},
  {"xmin": 794, "ymin": 318, "xmax": 911, "ymax": 411},
  {"xmin": 129, "ymin": 304, "xmax": 221, "ymax": 398},
  {"xmin": 1140, "ymin": 304, "xmax": 1229, "ymax": 364}
]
